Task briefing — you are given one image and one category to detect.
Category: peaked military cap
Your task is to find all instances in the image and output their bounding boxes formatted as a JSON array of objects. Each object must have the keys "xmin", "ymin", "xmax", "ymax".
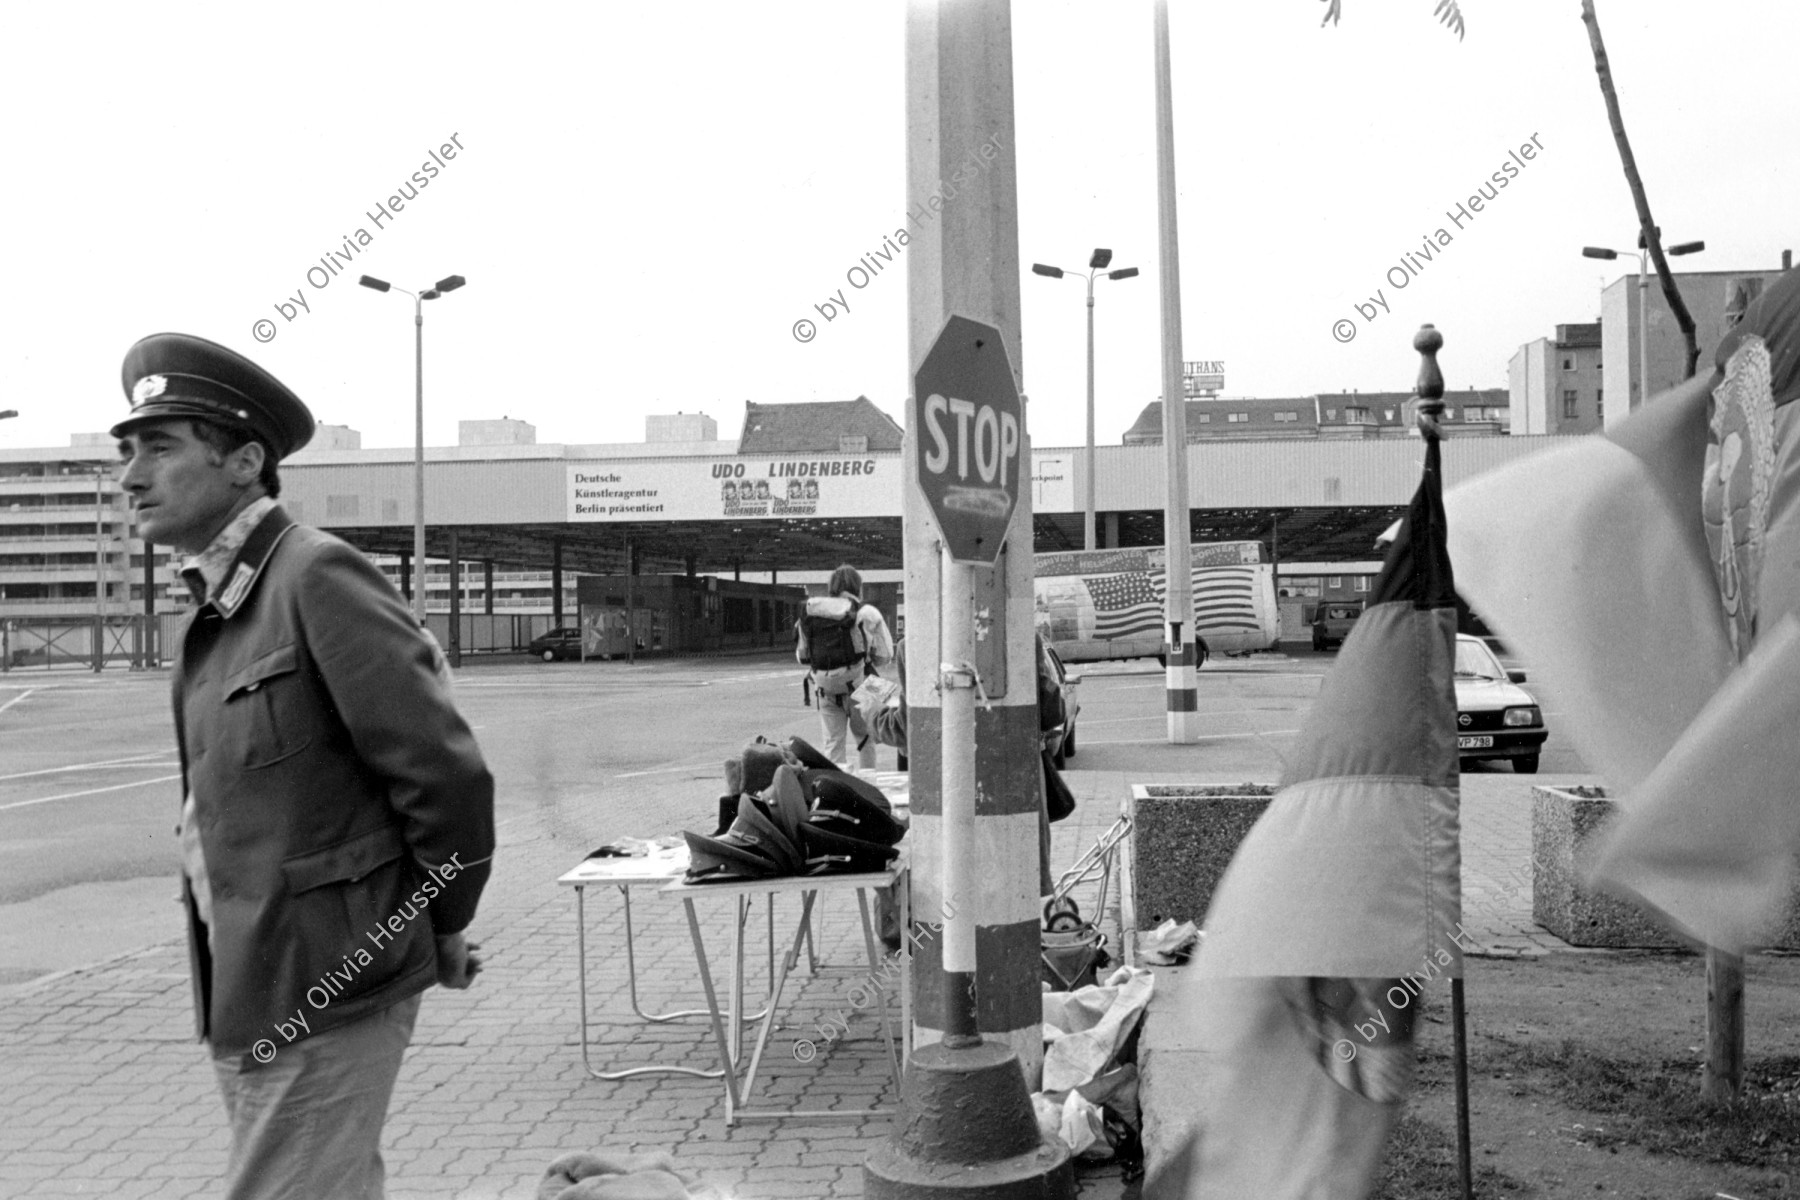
[
  {"xmin": 799, "ymin": 823, "xmax": 900, "ymax": 876},
  {"xmin": 115, "ymin": 333, "xmax": 315, "ymax": 460},
  {"xmin": 730, "ymin": 794, "xmax": 803, "ymax": 874},
  {"xmin": 783, "ymin": 735, "xmax": 841, "ymax": 773},
  {"xmin": 682, "ymin": 828, "xmax": 783, "ymax": 884},
  {"xmin": 765, "ymin": 765, "xmax": 812, "ymax": 854},
  {"xmin": 724, "ymin": 738, "xmax": 796, "ymax": 798},
  {"xmin": 806, "ymin": 773, "xmax": 905, "ymax": 847}
]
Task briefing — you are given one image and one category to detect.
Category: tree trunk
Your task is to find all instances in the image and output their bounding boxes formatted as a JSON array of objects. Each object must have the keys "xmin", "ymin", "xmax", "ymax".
[{"xmin": 1580, "ymin": 0, "xmax": 1702, "ymax": 382}]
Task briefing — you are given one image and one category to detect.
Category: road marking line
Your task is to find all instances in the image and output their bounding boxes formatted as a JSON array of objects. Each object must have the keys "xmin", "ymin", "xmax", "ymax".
[
  {"xmin": 0, "ymin": 689, "xmax": 35, "ymax": 715},
  {"xmin": 0, "ymin": 751, "xmax": 173, "ymax": 784},
  {"xmin": 0, "ymin": 773, "xmax": 183, "ymax": 812},
  {"xmin": 614, "ymin": 761, "xmax": 720, "ymax": 779},
  {"xmin": 1083, "ymin": 729, "xmax": 1298, "ymax": 746}
]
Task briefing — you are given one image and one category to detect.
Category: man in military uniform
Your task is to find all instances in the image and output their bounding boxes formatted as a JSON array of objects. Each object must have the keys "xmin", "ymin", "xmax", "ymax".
[{"xmin": 114, "ymin": 333, "xmax": 496, "ymax": 1199}]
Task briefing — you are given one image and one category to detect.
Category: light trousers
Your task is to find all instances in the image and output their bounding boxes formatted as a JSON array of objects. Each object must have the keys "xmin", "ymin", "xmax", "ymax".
[{"xmin": 211, "ymin": 992, "xmax": 422, "ymax": 1200}]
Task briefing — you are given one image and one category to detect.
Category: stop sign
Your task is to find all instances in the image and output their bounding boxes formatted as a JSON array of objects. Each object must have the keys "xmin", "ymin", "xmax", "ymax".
[{"xmin": 912, "ymin": 314, "xmax": 1023, "ymax": 566}]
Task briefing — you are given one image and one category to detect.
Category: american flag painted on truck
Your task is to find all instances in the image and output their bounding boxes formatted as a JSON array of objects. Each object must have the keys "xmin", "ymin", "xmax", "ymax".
[{"xmin": 1034, "ymin": 542, "xmax": 1280, "ymax": 662}]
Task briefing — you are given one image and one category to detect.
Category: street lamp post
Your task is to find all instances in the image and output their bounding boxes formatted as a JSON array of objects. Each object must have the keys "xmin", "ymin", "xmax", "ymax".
[
  {"xmin": 358, "ymin": 274, "xmax": 466, "ymax": 634},
  {"xmin": 1031, "ymin": 251, "xmax": 1138, "ymax": 551},
  {"xmin": 1582, "ymin": 235, "xmax": 1703, "ymax": 413}
]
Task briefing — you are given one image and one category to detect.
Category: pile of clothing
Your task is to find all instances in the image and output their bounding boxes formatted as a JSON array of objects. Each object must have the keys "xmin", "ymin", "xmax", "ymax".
[{"xmin": 682, "ymin": 736, "xmax": 906, "ymax": 883}]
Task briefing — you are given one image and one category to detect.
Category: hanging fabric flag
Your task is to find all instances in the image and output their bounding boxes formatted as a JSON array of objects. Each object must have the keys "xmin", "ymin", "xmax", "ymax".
[
  {"xmin": 1445, "ymin": 266, "xmax": 1800, "ymax": 954},
  {"xmin": 1147, "ymin": 329, "xmax": 1464, "ymax": 1199}
]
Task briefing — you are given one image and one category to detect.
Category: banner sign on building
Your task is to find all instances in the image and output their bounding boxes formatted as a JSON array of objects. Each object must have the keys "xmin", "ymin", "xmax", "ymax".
[
  {"xmin": 568, "ymin": 451, "xmax": 1074, "ymax": 522},
  {"xmin": 1030, "ymin": 452, "xmax": 1075, "ymax": 513},
  {"xmin": 1184, "ymin": 359, "xmax": 1225, "ymax": 396},
  {"xmin": 567, "ymin": 457, "xmax": 897, "ymax": 521}
]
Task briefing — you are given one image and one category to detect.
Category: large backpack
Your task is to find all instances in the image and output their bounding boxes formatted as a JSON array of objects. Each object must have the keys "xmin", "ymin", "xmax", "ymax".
[{"xmin": 801, "ymin": 595, "xmax": 865, "ymax": 673}]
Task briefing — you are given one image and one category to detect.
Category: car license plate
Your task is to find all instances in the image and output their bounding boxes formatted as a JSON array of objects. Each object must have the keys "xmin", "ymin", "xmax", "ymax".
[{"xmin": 1458, "ymin": 735, "xmax": 1494, "ymax": 750}]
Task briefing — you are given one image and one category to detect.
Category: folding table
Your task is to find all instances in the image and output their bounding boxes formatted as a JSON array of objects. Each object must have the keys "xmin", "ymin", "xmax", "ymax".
[
  {"xmin": 557, "ymin": 849, "xmax": 797, "ymax": 1081},
  {"xmin": 664, "ymin": 860, "xmax": 910, "ymax": 1126}
]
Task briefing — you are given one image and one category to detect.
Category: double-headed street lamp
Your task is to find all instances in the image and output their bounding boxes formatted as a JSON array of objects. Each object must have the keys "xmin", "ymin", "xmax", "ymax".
[
  {"xmin": 1032, "ymin": 249, "xmax": 1138, "ymax": 552},
  {"xmin": 358, "ymin": 273, "xmax": 466, "ymax": 627},
  {"xmin": 1582, "ymin": 234, "xmax": 1703, "ymax": 412}
]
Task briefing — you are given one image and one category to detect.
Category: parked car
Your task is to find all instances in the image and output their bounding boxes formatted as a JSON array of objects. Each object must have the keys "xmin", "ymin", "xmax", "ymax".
[
  {"xmin": 1310, "ymin": 601, "xmax": 1364, "ymax": 651},
  {"xmin": 1038, "ymin": 637, "xmax": 1083, "ymax": 769},
  {"xmin": 1453, "ymin": 633, "xmax": 1547, "ymax": 773},
  {"xmin": 528, "ymin": 627, "xmax": 583, "ymax": 662}
]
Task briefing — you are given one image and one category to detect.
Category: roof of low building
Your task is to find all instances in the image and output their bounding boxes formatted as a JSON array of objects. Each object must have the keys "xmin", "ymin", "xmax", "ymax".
[{"xmin": 737, "ymin": 397, "xmax": 904, "ymax": 454}]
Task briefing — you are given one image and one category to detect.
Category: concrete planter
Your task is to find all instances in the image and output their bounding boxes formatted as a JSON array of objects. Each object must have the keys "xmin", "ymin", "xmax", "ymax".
[
  {"xmin": 1128, "ymin": 784, "xmax": 1278, "ymax": 929},
  {"xmin": 1532, "ymin": 785, "xmax": 1800, "ymax": 951},
  {"xmin": 1530, "ymin": 784, "xmax": 1685, "ymax": 949}
]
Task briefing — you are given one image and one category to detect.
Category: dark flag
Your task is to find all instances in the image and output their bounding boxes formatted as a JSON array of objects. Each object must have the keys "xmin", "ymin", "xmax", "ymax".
[{"xmin": 1147, "ymin": 384, "xmax": 1463, "ymax": 1197}]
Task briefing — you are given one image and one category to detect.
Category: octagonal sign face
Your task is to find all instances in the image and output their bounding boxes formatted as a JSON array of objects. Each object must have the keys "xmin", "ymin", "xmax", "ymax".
[{"xmin": 912, "ymin": 314, "xmax": 1023, "ymax": 565}]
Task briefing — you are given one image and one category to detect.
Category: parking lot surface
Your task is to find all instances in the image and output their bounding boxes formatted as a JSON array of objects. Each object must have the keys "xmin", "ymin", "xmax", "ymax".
[{"xmin": 0, "ymin": 652, "xmax": 1584, "ymax": 1197}]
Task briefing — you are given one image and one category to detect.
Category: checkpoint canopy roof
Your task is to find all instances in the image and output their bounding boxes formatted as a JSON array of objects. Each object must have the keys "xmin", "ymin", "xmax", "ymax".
[{"xmin": 276, "ymin": 403, "xmax": 1568, "ymax": 577}]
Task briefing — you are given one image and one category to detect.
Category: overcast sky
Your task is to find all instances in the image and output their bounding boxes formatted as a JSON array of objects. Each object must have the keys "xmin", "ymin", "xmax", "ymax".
[{"xmin": 2, "ymin": 0, "xmax": 1793, "ymax": 455}]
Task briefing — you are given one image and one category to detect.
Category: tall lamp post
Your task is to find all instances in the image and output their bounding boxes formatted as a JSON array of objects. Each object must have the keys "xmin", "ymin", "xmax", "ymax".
[
  {"xmin": 358, "ymin": 274, "xmax": 466, "ymax": 628},
  {"xmin": 1582, "ymin": 235, "xmax": 1703, "ymax": 413},
  {"xmin": 1031, "ymin": 250, "xmax": 1138, "ymax": 551}
]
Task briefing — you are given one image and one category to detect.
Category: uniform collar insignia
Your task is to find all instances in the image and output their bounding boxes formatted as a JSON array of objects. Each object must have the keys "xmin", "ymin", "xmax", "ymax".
[{"xmin": 210, "ymin": 505, "xmax": 296, "ymax": 620}]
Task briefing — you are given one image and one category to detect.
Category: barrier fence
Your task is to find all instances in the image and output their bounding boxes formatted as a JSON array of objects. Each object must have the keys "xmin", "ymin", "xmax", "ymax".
[{"xmin": 1, "ymin": 615, "xmax": 167, "ymax": 672}]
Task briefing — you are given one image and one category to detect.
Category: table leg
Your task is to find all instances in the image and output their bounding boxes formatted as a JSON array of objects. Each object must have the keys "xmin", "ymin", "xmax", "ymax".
[
  {"xmin": 729, "ymin": 894, "xmax": 748, "ymax": 1066},
  {"xmin": 578, "ymin": 885, "xmax": 722, "ymax": 1080},
  {"xmin": 682, "ymin": 897, "xmax": 742, "ymax": 1119},
  {"xmin": 738, "ymin": 889, "xmax": 818, "ymax": 1110},
  {"xmin": 898, "ymin": 867, "xmax": 913, "ymax": 1064},
  {"xmin": 618, "ymin": 885, "xmax": 710, "ymax": 1023},
  {"xmin": 855, "ymin": 887, "xmax": 902, "ymax": 1090}
]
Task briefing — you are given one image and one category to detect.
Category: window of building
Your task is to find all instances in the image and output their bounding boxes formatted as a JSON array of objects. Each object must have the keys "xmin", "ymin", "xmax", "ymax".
[
  {"xmin": 1353, "ymin": 576, "xmax": 1371, "ymax": 593},
  {"xmin": 1562, "ymin": 357, "xmax": 1573, "ymax": 370},
  {"xmin": 1596, "ymin": 388, "xmax": 1604, "ymax": 419},
  {"xmin": 1327, "ymin": 576, "xmax": 1342, "ymax": 588},
  {"xmin": 1562, "ymin": 390, "xmax": 1578, "ymax": 419},
  {"xmin": 1345, "ymin": 407, "xmax": 1370, "ymax": 424},
  {"xmin": 1193, "ymin": 413, "xmax": 1210, "ymax": 423},
  {"xmin": 1273, "ymin": 411, "xmax": 1298, "ymax": 422},
  {"xmin": 1227, "ymin": 412, "xmax": 1248, "ymax": 423},
  {"xmin": 1324, "ymin": 408, "xmax": 1337, "ymax": 420}
]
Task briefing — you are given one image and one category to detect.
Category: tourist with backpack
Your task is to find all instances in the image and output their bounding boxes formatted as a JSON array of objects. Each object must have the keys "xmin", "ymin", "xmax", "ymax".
[{"xmin": 796, "ymin": 563, "xmax": 895, "ymax": 768}]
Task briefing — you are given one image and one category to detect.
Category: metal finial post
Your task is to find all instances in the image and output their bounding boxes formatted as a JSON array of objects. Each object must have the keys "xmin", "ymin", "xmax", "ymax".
[{"xmin": 1413, "ymin": 324, "xmax": 1447, "ymax": 440}]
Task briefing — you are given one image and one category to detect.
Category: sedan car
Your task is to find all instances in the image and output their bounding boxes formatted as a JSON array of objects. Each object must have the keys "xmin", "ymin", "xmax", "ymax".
[
  {"xmin": 1453, "ymin": 634, "xmax": 1547, "ymax": 773},
  {"xmin": 527, "ymin": 626, "xmax": 583, "ymax": 662},
  {"xmin": 1039, "ymin": 638, "xmax": 1083, "ymax": 769}
]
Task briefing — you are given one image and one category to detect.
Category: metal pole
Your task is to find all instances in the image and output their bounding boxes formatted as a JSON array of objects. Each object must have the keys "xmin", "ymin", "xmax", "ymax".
[
  {"xmin": 446, "ymin": 527, "xmax": 462, "ymax": 669},
  {"xmin": 1637, "ymin": 251, "xmax": 1649, "ymax": 410},
  {"xmin": 1085, "ymin": 276, "xmax": 1097, "ymax": 552},
  {"xmin": 1452, "ymin": 978, "xmax": 1474, "ymax": 1200},
  {"xmin": 141, "ymin": 531, "xmax": 156, "ymax": 669},
  {"xmin": 93, "ymin": 468, "xmax": 105, "ymax": 673},
  {"xmin": 413, "ymin": 293, "xmax": 428, "ymax": 626},
  {"xmin": 1154, "ymin": 0, "xmax": 1197, "ymax": 742},
  {"xmin": 939, "ymin": 550, "xmax": 979, "ymax": 1043}
]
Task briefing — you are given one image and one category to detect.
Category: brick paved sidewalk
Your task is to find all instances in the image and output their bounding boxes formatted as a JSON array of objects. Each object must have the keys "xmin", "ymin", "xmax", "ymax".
[{"xmin": 0, "ymin": 765, "xmax": 1571, "ymax": 1198}]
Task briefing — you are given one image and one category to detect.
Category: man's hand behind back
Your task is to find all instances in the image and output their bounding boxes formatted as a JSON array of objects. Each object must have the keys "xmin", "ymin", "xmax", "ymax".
[{"xmin": 435, "ymin": 931, "xmax": 483, "ymax": 989}]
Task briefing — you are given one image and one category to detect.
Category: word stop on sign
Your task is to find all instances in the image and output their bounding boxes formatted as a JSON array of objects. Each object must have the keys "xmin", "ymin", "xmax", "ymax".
[{"xmin": 920, "ymin": 392, "xmax": 1019, "ymax": 518}]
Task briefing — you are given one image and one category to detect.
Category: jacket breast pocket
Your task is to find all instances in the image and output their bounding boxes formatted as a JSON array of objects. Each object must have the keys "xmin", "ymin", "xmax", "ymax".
[{"xmin": 224, "ymin": 643, "xmax": 316, "ymax": 769}]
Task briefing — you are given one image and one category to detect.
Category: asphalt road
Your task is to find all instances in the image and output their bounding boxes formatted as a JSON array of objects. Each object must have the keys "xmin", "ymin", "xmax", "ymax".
[{"xmin": 0, "ymin": 645, "xmax": 1585, "ymax": 987}]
